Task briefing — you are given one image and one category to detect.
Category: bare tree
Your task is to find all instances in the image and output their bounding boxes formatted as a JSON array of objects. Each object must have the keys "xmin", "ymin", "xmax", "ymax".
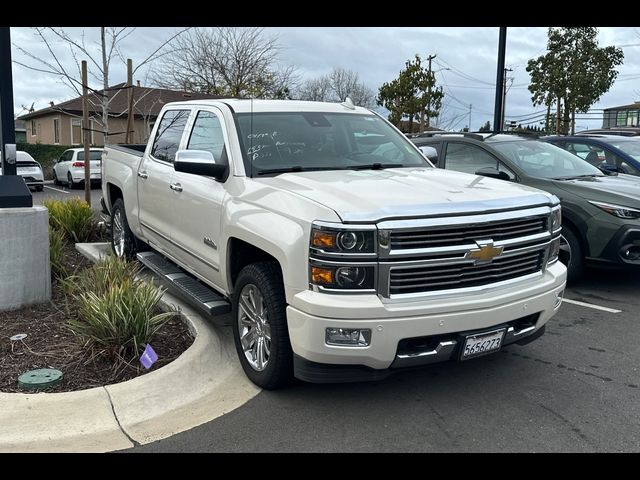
[
  {"xmin": 298, "ymin": 68, "xmax": 375, "ymax": 108},
  {"xmin": 13, "ymin": 27, "xmax": 189, "ymax": 142},
  {"xmin": 151, "ymin": 27, "xmax": 298, "ymax": 99}
]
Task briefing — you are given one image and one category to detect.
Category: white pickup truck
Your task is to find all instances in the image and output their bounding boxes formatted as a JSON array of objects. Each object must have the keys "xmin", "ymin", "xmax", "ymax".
[{"xmin": 101, "ymin": 99, "xmax": 566, "ymax": 389}]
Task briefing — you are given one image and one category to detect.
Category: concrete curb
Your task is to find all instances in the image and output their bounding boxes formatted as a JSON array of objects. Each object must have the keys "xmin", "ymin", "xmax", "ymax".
[{"xmin": 0, "ymin": 243, "xmax": 259, "ymax": 452}]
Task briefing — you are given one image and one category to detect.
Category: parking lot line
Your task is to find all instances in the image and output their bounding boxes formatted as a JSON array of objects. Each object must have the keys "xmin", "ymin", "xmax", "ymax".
[
  {"xmin": 563, "ymin": 298, "xmax": 622, "ymax": 314},
  {"xmin": 43, "ymin": 185, "xmax": 70, "ymax": 194}
]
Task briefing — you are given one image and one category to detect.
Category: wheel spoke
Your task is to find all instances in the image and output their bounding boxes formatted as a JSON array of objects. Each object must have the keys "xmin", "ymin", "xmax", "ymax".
[
  {"xmin": 263, "ymin": 324, "xmax": 271, "ymax": 341},
  {"xmin": 256, "ymin": 337, "xmax": 266, "ymax": 370},
  {"xmin": 240, "ymin": 295, "xmax": 257, "ymax": 322},
  {"xmin": 263, "ymin": 338, "xmax": 271, "ymax": 357},
  {"xmin": 240, "ymin": 328, "xmax": 256, "ymax": 350}
]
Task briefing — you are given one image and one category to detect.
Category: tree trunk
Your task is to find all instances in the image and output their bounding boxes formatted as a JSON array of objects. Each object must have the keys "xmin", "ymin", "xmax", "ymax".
[
  {"xmin": 571, "ymin": 110, "xmax": 575, "ymax": 135},
  {"xmin": 545, "ymin": 102, "xmax": 551, "ymax": 134},
  {"xmin": 562, "ymin": 97, "xmax": 571, "ymax": 135},
  {"xmin": 556, "ymin": 96, "xmax": 561, "ymax": 135}
]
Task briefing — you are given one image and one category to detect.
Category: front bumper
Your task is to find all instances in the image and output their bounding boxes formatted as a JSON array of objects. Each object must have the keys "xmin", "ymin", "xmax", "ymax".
[
  {"xmin": 587, "ymin": 224, "xmax": 640, "ymax": 268},
  {"xmin": 287, "ymin": 261, "xmax": 566, "ymax": 381}
]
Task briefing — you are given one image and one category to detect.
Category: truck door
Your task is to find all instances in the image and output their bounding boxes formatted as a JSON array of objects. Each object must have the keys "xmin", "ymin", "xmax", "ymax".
[
  {"xmin": 138, "ymin": 109, "xmax": 190, "ymax": 250},
  {"xmin": 169, "ymin": 108, "xmax": 228, "ymax": 288}
]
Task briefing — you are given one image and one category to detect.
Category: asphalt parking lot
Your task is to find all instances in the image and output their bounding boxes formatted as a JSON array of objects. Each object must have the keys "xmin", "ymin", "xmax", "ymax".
[
  {"xmin": 132, "ymin": 267, "xmax": 640, "ymax": 453},
  {"xmin": 30, "ymin": 181, "xmax": 103, "ymax": 211}
]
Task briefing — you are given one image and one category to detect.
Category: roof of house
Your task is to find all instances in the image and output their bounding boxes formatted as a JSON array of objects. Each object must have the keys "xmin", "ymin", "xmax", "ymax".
[
  {"xmin": 18, "ymin": 84, "xmax": 223, "ymax": 120},
  {"xmin": 603, "ymin": 102, "xmax": 640, "ymax": 111}
]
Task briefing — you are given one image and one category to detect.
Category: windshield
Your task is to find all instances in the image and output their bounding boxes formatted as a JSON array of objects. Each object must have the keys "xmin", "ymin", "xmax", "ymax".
[
  {"xmin": 235, "ymin": 112, "xmax": 429, "ymax": 176},
  {"xmin": 492, "ymin": 140, "xmax": 603, "ymax": 179},
  {"xmin": 77, "ymin": 151, "xmax": 103, "ymax": 161},
  {"xmin": 610, "ymin": 140, "xmax": 640, "ymax": 161}
]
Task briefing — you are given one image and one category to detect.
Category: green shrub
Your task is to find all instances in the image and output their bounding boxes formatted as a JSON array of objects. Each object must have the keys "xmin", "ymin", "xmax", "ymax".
[
  {"xmin": 66, "ymin": 256, "xmax": 175, "ymax": 360},
  {"xmin": 44, "ymin": 197, "xmax": 96, "ymax": 243},
  {"xmin": 62, "ymin": 253, "xmax": 141, "ymax": 298},
  {"xmin": 49, "ymin": 228, "xmax": 68, "ymax": 279}
]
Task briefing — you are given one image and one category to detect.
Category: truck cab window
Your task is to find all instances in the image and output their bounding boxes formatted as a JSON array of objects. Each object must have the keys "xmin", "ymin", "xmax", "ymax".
[
  {"xmin": 187, "ymin": 111, "xmax": 226, "ymax": 163},
  {"xmin": 150, "ymin": 109, "xmax": 190, "ymax": 163}
]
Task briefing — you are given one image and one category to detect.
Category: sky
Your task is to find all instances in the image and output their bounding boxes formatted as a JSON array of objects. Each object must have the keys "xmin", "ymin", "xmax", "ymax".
[{"xmin": 10, "ymin": 26, "xmax": 640, "ymax": 131}]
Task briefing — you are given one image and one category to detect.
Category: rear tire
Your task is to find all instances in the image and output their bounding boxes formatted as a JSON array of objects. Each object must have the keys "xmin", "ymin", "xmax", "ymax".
[
  {"xmin": 110, "ymin": 199, "xmax": 139, "ymax": 261},
  {"xmin": 560, "ymin": 226, "xmax": 583, "ymax": 283},
  {"xmin": 35, "ymin": 185, "xmax": 43, "ymax": 192},
  {"xmin": 232, "ymin": 261, "xmax": 293, "ymax": 390}
]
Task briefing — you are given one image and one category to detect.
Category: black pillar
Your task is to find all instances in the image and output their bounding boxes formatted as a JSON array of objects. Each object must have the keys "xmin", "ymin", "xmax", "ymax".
[
  {"xmin": 0, "ymin": 27, "xmax": 32, "ymax": 207},
  {"xmin": 493, "ymin": 27, "xmax": 507, "ymax": 133}
]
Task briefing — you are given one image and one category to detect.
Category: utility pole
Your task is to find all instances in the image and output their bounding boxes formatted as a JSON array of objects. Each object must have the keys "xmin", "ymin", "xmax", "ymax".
[
  {"xmin": 493, "ymin": 28, "xmax": 507, "ymax": 133},
  {"xmin": 422, "ymin": 54, "xmax": 437, "ymax": 132},
  {"xmin": 0, "ymin": 27, "xmax": 16, "ymax": 176},
  {"xmin": 82, "ymin": 61, "xmax": 91, "ymax": 206},
  {"xmin": 125, "ymin": 58, "xmax": 134, "ymax": 144},
  {"xmin": 501, "ymin": 67, "xmax": 513, "ymax": 131},
  {"xmin": 469, "ymin": 104, "xmax": 472, "ymax": 131}
]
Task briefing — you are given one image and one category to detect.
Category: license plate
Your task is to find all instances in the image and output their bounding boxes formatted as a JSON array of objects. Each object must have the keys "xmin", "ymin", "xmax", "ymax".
[{"xmin": 460, "ymin": 328, "xmax": 506, "ymax": 360}]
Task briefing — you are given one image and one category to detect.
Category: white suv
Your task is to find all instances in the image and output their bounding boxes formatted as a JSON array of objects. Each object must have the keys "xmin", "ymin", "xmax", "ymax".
[{"xmin": 53, "ymin": 148, "xmax": 104, "ymax": 188}]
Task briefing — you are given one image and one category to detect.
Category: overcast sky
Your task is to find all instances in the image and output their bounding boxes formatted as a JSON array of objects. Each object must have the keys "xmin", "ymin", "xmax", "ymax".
[{"xmin": 10, "ymin": 27, "xmax": 640, "ymax": 131}]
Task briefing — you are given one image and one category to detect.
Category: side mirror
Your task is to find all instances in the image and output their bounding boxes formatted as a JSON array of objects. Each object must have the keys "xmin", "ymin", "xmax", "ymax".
[
  {"xmin": 174, "ymin": 149, "xmax": 228, "ymax": 180},
  {"xmin": 599, "ymin": 164, "xmax": 619, "ymax": 176},
  {"xmin": 475, "ymin": 167, "xmax": 511, "ymax": 181},
  {"xmin": 418, "ymin": 146, "xmax": 439, "ymax": 165}
]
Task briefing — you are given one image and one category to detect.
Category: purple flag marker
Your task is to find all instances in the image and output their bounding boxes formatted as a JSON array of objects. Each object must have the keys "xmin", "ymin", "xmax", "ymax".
[{"xmin": 140, "ymin": 344, "xmax": 158, "ymax": 369}]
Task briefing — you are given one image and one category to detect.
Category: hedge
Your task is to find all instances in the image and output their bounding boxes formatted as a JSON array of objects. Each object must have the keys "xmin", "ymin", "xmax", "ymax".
[{"xmin": 17, "ymin": 142, "xmax": 74, "ymax": 180}]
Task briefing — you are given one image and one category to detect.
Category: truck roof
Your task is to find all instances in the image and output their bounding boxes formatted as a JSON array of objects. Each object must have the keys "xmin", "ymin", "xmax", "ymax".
[{"xmin": 163, "ymin": 98, "xmax": 373, "ymax": 115}]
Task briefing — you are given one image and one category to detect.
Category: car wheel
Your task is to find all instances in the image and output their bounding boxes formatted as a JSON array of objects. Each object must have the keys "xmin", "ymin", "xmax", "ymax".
[
  {"xmin": 53, "ymin": 170, "xmax": 61, "ymax": 186},
  {"xmin": 67, "ymin": 172, "xmax": 76, "ymax": 189},
  {"xmin": 35, "ymin": 185, "xmax": 43, "ymax": 192},
  {"xmin": 110, "ymin": 199, "xmax": 139, "ymax": 261},
  {"xmin": 232, "ymin": 261, "xmax": 293, "ymax": 390},
  {"xmin": 560, "ymin": 227, "xmax": 583, "ymax": 283}
]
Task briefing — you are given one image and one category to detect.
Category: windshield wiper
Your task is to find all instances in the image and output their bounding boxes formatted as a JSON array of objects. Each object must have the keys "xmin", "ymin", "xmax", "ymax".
[
  {"xmin": 347, "ymin": 163, "xmax": 407, "ymax": 170},
  {"xmin": 256, "ymin": 166, "xmax": 346, "ymax": 176},
  {"xmin": 553, "ymin": 174, "xmax": 603, "ymax": 180}
]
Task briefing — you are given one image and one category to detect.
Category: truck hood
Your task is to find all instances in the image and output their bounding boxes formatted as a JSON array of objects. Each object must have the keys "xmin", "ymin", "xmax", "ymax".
[
  {"xmin": 552, "ymin": 174, "xmax": 640, "ymax": 207},
  {"xmin": 254, "ymin": 167, "xmax": 554, "ymax": 223}
]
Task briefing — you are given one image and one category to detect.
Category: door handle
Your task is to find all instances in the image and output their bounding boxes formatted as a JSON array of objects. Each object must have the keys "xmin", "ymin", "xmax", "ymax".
[
  {"xmin": 170, "ymin": 182, "xmax": 183, "ymax": 192},
  {"xmin": 137, "ymin": 171, "xmax": 148, "ymax": 179}
]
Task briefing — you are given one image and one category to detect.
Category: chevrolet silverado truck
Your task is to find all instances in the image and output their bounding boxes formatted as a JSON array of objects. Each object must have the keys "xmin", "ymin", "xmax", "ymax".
[{"xmin": 101, "ymin": 99, "xmax": 567, "ymax": 389}]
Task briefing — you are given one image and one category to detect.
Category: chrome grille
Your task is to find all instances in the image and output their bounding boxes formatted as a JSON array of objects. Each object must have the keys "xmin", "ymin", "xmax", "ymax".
[
  {"xmin": 389, "ymin": 216, "xmax": 547, "ymax": 250},
  {"xmin": 389, "ymin": 250, "xmax": 544, "ymax": 295}
]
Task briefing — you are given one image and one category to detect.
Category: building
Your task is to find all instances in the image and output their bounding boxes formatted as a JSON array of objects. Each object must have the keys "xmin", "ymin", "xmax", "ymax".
[
  {"xmin": 602, "ymin": 102, "xmax": 640, "ymax": 128},
  {"xmin": 18, "ymin": 84, "xmax": 221, "ymax": 146}
]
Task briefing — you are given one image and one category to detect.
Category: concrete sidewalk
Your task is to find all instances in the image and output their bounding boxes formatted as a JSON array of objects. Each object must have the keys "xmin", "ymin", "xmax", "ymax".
[{"xmin": 0, "ymin": 243, "xmax": 259, "ymax": 452}]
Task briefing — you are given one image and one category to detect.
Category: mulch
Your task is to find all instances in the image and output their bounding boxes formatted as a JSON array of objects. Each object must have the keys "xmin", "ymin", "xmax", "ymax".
[{"xmin": 0, "ymin": 243, "xmax": 194, "ymax": 393}]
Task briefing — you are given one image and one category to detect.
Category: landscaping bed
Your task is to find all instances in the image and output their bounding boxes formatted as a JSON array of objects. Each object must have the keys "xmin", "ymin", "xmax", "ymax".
[{"xmin": 0, "ymin": 200, "xmax": 194, "ymax": 393}]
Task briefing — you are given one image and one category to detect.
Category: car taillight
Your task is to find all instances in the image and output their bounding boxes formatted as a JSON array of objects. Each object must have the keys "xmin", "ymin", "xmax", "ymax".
[{"xmin": 72, "ymin": 161, "xmax": 85, "ymax": 167}]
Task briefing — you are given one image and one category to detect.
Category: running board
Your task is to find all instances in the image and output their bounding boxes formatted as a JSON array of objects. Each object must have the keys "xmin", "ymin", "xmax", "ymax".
[{"xmin": 136, "ymin": 251, "xmax": 231, "ymax": 324}]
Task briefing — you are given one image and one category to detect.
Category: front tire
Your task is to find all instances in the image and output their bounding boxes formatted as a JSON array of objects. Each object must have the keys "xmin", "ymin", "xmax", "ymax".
[
  {"xmin": 67, "ymin": 172, "xmax": 76, "ymax": 189},
  {"xmin": 53, "ymin": 170, "xmax": 61, "ymax": 186},
  {"xmin": 560, "ymin": 226, "xmax": 583, "ymax": 283},
  {"xmin": 232, "ymin": 262, "xmax": 293, "ymax": 390},
  {"xmin": 110, "ymin": 198, "xmax": 139, "ymax": 261}
]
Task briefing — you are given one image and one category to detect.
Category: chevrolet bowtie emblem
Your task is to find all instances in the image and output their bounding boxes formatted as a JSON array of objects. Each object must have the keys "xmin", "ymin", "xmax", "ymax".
[{"xmin": 465, "ymin": 241, "xmax": 503, "ymax": 263}]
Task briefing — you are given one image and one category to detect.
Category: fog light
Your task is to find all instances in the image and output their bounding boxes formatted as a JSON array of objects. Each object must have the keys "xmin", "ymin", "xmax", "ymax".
[
  {"xmin": 325, "ymin": 328, "xmax": 371, "ymax": 347},
  {"xmin": 555, "ymin": 289, "xmax": 564, "ymax": 309}
]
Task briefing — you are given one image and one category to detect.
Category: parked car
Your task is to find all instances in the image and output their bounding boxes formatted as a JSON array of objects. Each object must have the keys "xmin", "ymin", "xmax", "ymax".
[
  {"xmin": 52, "ymin": 148, "xmax": 104, "ymax": 188},
  {"xmin": 576, "ymin": 127, "xmax": 640, "ymax": 137},
  {"xmin": 544, "ymin": 135, "xmax": 640, "ymax": 177},
  {"xmin": 100, "ymin": 100, "xmax": 566, "ymax": 388},
  {"xmin": 0, "ymin": 151, "xmax": 44, "ymax": 191},
  {"xmin": 410, "ymin": 132, "xmax": 640, "ymax": 281}
]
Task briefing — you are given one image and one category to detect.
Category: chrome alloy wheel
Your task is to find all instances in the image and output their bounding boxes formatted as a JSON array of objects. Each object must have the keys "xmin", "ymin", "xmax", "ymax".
[
  {"xmin": 112, "ymin": 209, "xmax": 125, "ymax": 257},
  {"xmin": 237, "ymin": 283, "xmax": 271, "ymax": 371}
]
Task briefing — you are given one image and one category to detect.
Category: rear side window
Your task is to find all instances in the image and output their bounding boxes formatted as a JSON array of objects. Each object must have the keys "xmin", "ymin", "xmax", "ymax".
[
  {"xmin": 151, "ymin": 110, "xmax": 190, "ymax": 163},
  {"xmin": 187, "ymin": 111, "xmax": 226, "ymax": 163},
  {"xmin": 77, "ymin": 151, "xmax": 103, "ymax": 161}
]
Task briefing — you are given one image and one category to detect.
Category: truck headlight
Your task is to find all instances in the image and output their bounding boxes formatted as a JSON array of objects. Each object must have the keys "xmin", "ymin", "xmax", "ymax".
[
  {"xmin": 310, "ymin": 264, "xmax": 375, "ymax": 290},
  {"xmin": 311, "ymin": 227, "xmax": 375, "ymax": 253},
  {"xmin": 589, "ymin": 201, "xmax": 640, "ymax": 219},
  {"xmin": 550, "ymin": 206, "xmax": 562, "ymax": 233}
]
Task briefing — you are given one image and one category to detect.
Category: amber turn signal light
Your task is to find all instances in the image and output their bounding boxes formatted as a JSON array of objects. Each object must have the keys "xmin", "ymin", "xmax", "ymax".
[
  {"xmin": 311, "ymin": 266, "xmax": 334, "ymax": 285},
  {"xmin": 312, "ymin": 230, "xmax": 336, "ymax": 248}
]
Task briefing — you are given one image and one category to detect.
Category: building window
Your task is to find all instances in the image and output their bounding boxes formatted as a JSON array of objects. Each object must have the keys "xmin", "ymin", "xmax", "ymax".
[
  {"xmin": 31, "ymin": 119, "xmax": 37, "ymax": 137},
  {"xmin": 71, "ymin": 118, "xmax": 82, "ymax": 145},
  {"xmin": 627, "ymin": 111, "xmax": 638, "ymax": 127},
  {"xmin": 617, "ymin": 111, "xmax": 628, "ymax": 127},
  {"xmin": 53, "ymin": 118, "xmax": 60, "ymax": 144}
]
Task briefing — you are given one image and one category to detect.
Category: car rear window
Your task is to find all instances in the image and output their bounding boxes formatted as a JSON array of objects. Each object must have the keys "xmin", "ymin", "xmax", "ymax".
[{"xmin": 77, "ymin": 151, "xmax": 103, "ymax": 161}]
